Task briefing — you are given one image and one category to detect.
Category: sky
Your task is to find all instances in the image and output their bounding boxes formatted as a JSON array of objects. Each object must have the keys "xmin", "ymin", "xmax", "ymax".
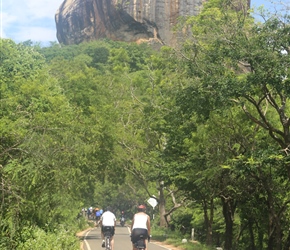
[
  {"xmin": 0, "ymin": 0, "xmax": 286, "ymax": 46},
  {"xmin": 1, "ymin": 0, "xmax": 64, "ymax": 45}
]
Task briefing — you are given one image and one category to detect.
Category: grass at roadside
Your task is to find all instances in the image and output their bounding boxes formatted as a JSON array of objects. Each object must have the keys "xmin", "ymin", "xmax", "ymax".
[{"xmin": 151, "ymin": 226, "xmax": 212, "ymax": 250}]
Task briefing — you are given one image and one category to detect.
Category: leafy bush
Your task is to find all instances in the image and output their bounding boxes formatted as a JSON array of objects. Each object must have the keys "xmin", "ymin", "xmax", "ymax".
[{"xmin": 17, "ymin": 225, "xmax": 79, "ymax": 250}]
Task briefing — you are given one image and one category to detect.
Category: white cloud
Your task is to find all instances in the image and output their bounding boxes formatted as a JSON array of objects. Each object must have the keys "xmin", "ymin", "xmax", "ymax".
[
  {"xmin": 25, "ymin": 0, "xmax": 64, "ymax": 19},
  {"xmin": 1, "ymin": 0, "xmax": 64, "ymax": 44},
  {"xmin": 13, "ymin": 27, "xmax": 57, "ymax": 43}
]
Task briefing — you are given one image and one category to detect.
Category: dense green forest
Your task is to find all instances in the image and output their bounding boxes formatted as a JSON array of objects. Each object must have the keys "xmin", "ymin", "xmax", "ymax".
[{"xmin": 1, "ymin": 0, "xmax": 290, "ymax": 249}]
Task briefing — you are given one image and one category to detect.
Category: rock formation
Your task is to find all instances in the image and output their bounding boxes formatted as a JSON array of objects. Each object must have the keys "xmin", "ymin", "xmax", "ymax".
[
  {"xmin": 55, "ymin": 0, "xmax": 204, "ymax": 46},
  {"xmin": 55, "ymin": 0, "xmax": 250, "ymax": 46}
]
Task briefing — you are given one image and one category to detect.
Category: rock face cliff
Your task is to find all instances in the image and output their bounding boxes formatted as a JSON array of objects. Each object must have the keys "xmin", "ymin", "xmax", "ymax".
[
  {"xmin": 55, "ymin": 0, "xmax": 205, "ymax": 46},
  {"xmin": 55, "ymin": 0, "xmax": 250, "ymax": 46}
]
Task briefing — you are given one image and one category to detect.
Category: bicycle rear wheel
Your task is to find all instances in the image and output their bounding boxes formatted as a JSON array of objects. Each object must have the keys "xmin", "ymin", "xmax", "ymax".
[
  {"xmin": 136, "ymin": 238, "xmax": 146, "ymax": 249},
  {"xmin": 105, "ymin": 236, "xmax": 111, "ymax": 250}
]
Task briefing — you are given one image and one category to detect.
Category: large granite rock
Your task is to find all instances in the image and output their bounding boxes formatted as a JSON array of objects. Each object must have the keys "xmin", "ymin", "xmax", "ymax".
[
  {"xmin": 55, "ymin": 0, "xmax": 250, "ymax": 46},
  {"xmin": 55, "ymin": 0, "xmax": 204, "ymax": 46}
]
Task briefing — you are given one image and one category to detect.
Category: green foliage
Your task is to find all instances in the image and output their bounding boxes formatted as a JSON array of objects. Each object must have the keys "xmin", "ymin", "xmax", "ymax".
[
  {"xmin": 1, "ymin": 39, "xmax": 91, "ymax": 248},
  {"xmin": 16, "ymin": 225, "xmax": 79, "ymax": 250},
  {"xmin": 0, "ymin": 39, "xmax": 45, "ymax": 81},
  {"xmin": 151, "ymin": 226, "xmax": 211, "ymax": 250}
]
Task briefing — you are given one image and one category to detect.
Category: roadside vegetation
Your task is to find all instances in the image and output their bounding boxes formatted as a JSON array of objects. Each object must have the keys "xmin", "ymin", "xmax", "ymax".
[{"xmin": 151, "ymin": 225, "xmax": 211, "ymax": 250}]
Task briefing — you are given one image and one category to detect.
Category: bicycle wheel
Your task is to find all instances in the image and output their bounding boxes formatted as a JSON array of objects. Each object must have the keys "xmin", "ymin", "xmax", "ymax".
[
  {"xmin": 105, "ymin": 236, "xmax": 111, "ymax": 250},
  {"xmin": 136, "ymin": 239, "xmax": 145, "ymax": 249}
]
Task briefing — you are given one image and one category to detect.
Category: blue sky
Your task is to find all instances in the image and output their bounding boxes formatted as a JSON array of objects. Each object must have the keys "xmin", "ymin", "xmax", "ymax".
[
  {"xmin": 0, "ymin": 0, "xmax": 286, "ymax": 46},
  {"xmin": 1, "ymin": 0, "xmax": 64, "ymax": 45}
]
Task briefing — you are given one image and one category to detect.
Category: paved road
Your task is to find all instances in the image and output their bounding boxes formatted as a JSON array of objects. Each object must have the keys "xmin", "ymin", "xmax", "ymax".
[{"xmin": 83, "ymin": 224, "xmax": 170, "ymax": 250}]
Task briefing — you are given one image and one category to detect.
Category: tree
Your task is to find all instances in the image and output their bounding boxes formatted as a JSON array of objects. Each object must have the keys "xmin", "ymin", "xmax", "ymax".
[
  {"xmin": 170, "ymin": 0, "xmax": 290, "ymax": 248},
  {"xmin": 182, "ymin": 0, "xmax": 290, "ymax": 177},
  {"xmin": 0, "ymin": 39, "xmax": 91, "ymax": 247}
]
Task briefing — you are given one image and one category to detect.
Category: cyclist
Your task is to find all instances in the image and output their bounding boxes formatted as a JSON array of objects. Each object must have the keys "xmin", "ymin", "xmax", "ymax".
[
  {"xmin": 96, "ymin": 208, "xmax": 101, "ymax": 226},
  {"xmin": 120, "ymin": 211, "xmax": 125, "ymax": 226},
  {"xmin": 130, "ymin": 205, "xmax": 151, "ymax": 250},
  {"xmin": 100, "ymin": 206, "xmax": 116, "ymax": 249}
]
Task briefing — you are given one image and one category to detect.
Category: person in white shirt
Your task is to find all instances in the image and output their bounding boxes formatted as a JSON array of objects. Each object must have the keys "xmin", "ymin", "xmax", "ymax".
[
  {"xmin": 130, "ymin": 205, "xmax": 151, "ymax": 250},
  {"xmin": 100, "ymin": 206, "xmax": 116, "ymax": 249}
]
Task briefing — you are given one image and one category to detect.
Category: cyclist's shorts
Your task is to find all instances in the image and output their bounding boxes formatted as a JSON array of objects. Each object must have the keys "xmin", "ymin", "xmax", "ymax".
[
  {"xmin": 96, "ymin": 216, "xmax": 101, "ymax": 221},
  {"xmin": 131, "ymin": 228, "xmax": 148, "ymax": 243},
  {"xmin": 102, "ymin": 226, "xmax": 115, "ymax": 236}
]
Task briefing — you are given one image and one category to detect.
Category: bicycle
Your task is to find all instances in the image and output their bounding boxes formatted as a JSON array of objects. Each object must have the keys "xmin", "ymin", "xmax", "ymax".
[
  {"xmin": 134, "ymin": 234, "xmax": 150, "ymax": 250},
  {"xmin": 120, "ymin": 217, "xmax": 125, "ymax": 227},
  {"xmin": 103, "ymin": 227, "xmax": 113, "ymax": 250}
]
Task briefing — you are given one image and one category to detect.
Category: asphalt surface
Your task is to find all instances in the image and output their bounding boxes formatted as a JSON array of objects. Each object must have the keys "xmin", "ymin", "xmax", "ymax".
[{"xmin": 83, "ymin": 224, "xmax": 171, "ymax": 250}]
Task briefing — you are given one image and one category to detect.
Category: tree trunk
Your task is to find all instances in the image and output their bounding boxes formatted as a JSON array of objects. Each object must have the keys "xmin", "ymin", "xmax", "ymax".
[
  {"xmin": 248, "ymin": 220, "xmax": 256, "ymax": 250},
  {"xmin": 267, "ymin": 217, "xmax": 282, "ymax": 250},
  {"xmin": 283, "ymin": 230, "xmax": 290, "ymax": 250},
  {"xmin": 265, "ymin": 179, "xmax": 282, "ymax": 250},
  {"xmin": 209, "ymin": 198, "xmax": 214, "ymax": 246},
  {"xmin": 221, "ymin": 196, "xmax": 236, "ymax": 250},
  {"xmin": 203, "ymin": 198, "xmax": 213, "ymax": 246},
  {"xmin": 268, "ymin": 227, "xmax": 275, "ymax": 250},
  {"xmin": 158, "ymin": 181, "xmax": 167, "ymax": 227}
]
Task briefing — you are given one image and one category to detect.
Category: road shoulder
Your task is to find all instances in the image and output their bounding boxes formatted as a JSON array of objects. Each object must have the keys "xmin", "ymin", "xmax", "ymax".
[{"xmin": 150, "ymin": 240, "xmax": 183, "ymax": 250}]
